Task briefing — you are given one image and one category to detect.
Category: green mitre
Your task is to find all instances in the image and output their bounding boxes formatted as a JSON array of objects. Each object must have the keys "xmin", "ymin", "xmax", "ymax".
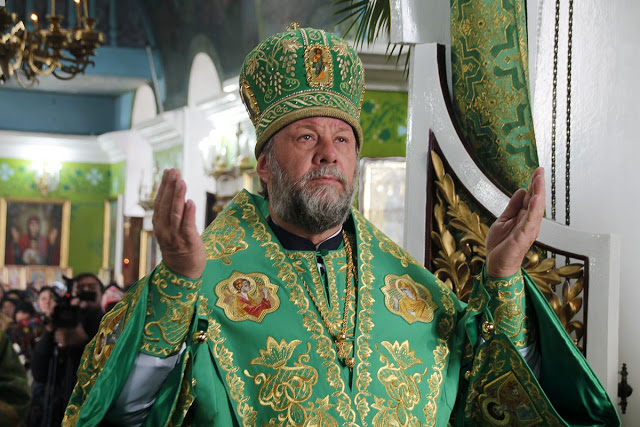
[{"xmin": 239, "ymin": 23, "xmax": 366, "ymax": 157}]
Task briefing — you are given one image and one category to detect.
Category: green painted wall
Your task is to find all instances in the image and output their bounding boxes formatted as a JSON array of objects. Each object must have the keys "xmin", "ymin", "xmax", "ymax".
[
  {"xmin": 359, "ymin": 90, "xmax": 408, "ymax": 158},
  {"xmin": 0, "ymin": 158, "xmax": 123, "ymax": 275},
  {"xmin": 110, "ymin": 161, "xmax": 127, "ymax": 197}
]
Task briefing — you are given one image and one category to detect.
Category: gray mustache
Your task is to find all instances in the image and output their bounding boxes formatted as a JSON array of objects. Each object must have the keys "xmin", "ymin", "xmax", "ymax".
[{"xmin": 301, "ymin": 166, "xmax": 347, "ymax": 186}]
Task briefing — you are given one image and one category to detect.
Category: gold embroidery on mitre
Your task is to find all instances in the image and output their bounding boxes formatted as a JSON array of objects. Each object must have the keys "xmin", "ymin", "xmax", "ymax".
[
  {"xmin": 382, "ymin": 274, "xmax": 438, "ymax": 324},
  {"xmin": 304, "ymin": 44, "xmax": 333, "ymax": 88},
  {"xmin": 215, "ymin": 271, "xmax": 280, "ymax": 322},
  {"xmin": 240, "ymin": 77, "xmax": 261, "ymax": 125}
]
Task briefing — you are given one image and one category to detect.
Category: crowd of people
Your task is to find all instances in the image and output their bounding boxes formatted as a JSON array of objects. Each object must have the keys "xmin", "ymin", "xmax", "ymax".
[{"xmin": 0, "ymin": 274, "xmax": 124, "ymax": 426}]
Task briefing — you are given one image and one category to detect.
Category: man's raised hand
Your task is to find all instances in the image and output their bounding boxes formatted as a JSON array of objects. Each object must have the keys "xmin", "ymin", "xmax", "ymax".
[
  {"xmin": 152, "ymin": 169, "xmax": 206, "ymax": 279},
  {"xmin": 485, "ymin": 167, "xmax": 546, "ymax": 278}
]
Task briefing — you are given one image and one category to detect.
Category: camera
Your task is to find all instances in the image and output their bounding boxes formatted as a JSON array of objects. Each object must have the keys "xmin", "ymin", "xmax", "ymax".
[{"xmin": 51, "ymin": 291, "xmax": 97, "ymax": 329}]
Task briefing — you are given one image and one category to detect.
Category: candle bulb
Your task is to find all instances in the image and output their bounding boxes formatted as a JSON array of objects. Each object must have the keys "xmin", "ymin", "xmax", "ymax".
[
  {"xmin": 51, "ymin": 0, "xmax": 55, "ymax": 15},
  {"xmin": 74, "ymin": 0, "xmax": 81, "ymax": 25},
  {"xmin": 83, "ymin": 0, "xmax": 89, "ymax": 19},
  {"xmin": 31, "ymin": 13, "xmax": 39, "ymax": 29}
]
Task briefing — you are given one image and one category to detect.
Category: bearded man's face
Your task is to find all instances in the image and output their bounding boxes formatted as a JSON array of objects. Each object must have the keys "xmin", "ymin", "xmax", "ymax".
[{"xmin": 258, "ymin": 117, "xmax": 359, "ymax": 234}]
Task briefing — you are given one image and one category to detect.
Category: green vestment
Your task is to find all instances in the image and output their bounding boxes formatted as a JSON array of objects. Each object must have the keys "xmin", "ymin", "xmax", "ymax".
[
  {"xmin": 64, "ymin": 191, "xmax": 618, "ymax": 426},
  {"xmin": 0, "ymin": 329, "xmax": 31, "ymax": 426}
]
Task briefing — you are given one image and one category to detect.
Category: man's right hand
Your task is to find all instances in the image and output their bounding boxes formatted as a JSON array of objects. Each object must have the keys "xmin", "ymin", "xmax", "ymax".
[{"xmin": 152, "ymin": 169, "xmax": 206, "ymax": 279}]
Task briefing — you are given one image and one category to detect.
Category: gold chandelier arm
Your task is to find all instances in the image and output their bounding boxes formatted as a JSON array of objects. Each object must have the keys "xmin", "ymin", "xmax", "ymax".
[
  {"xmin": 27, "ymin": 51, "xmax": 58, "ymax": 76},
  {"xmin": 1, "ymin": 5, "xmax": 103, "ymax": 84},
  {"xmin": 14, "ymin": 68, "xmax": 37, "ymax": 88}
]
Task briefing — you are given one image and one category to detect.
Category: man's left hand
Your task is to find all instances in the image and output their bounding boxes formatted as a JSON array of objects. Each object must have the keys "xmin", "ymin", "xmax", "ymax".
[{"xmin": 485, "ymin": 167, "xmax": 546, "ymax": 278}]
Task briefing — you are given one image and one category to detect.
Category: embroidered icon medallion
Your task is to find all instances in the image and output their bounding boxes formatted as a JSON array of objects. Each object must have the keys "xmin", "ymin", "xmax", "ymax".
[
  {"xmin": 215, "ymin": 271, "xmax": 280, "ymax": 322},
  {"xmin": 479, "ymin": 371, "xmax": 543, "ymax": 425},
  {"xmin": 382, "ymin": 274, "xmax": 438, "ymax": 324},
  {"xmin": 304, "ymin": 44, "xmax": 333, "ymax": 88}
]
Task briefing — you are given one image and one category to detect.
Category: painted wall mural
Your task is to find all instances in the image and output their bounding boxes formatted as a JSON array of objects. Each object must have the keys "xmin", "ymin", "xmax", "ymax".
[{"xmin": 0, "ymin": 158, "xmax": 124, "ymax": 275}]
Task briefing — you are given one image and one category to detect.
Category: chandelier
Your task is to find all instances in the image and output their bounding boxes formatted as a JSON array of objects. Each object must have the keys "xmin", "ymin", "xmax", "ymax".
[
  {"xmin": 0, "ymin": 0, "xmax": 103, "ymax": 87},
  {"xmin": 33, "ymin": 159, "xmax": 61, "ymax": 197}
]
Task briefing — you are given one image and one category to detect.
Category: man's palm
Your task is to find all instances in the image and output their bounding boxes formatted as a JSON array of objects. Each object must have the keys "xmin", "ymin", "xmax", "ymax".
[{"xmin": 485, "ymin": 168, "xmax": 545, "ymax": 278}]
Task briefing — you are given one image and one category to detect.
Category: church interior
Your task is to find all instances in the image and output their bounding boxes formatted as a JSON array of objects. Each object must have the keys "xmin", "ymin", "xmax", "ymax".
[{"xmin": 0, "ymin": 0, "xmax": 638, "ymax": 423}]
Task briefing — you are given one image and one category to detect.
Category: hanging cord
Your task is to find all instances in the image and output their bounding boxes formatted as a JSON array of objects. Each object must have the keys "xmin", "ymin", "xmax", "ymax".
[
  {"xmin": 564, "ymin": 0, "xmax": 574, "ymax": 265},
  {"xmin": 565, "ymin": 0, "xmax": 573, "ymax": 227},
  {"xmin": 550, "ymin": 0, "xmax": 561, "ymax": 222}
]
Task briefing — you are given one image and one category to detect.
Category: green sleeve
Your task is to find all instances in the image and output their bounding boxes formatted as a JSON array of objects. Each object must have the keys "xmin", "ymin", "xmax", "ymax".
[
  {"xmin": 0, "ymin": 330, "xmax": 30, "ymax": 427},
  {"xmin": 140, "ymin": 262, "xmax": 202, "ymax": 357},
  {"xmin": 482, "ymin": 268, "xmax": 536, "ymax": 350},
  {"xmin": 453, "ymin": 269, "xmax": 619, "ymax": 426},
  {"xmin": 63, "ymin": 262, "xmax": 201, "ymax": 426}
]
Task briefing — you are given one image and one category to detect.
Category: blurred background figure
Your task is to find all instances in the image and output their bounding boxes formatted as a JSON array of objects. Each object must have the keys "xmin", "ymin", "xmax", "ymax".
[
  {"xmin": 0, "ymin": 329, "xmax": 31, "ymax": 427},
  {"xmin": 29, "ymin": 273, "xmax": 104, "ymax": 427},
  {"xmin": 0, "ymin": 297, "xmax": 17, "ymax": 324},
  {"xmin": 6, "ymin": 301, "xmax": 44, "ymax": 369},
  {"xmin": 35, "ymin": 286, "xmax": 58, "ymax": 323},
  {"xmin": 101, "ymin": 283, "xmax": 124, "ymax": 313}
]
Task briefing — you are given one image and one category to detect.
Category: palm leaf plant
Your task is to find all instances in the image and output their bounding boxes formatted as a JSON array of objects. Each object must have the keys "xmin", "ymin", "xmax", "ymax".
[{"xmin": 332, "ymin": 0, "xmax": 410, "ymax": 76}]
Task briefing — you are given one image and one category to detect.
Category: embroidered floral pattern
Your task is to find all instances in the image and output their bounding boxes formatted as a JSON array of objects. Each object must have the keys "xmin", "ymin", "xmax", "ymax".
[
  {"xmin": 373, "ymin": 340, "xmax": 428, "ymax": 426},
  {"xmin": 202, "ymin": 206, "xmax": 249, "ymax": 264},
  {"xmin": 140, "ymin": 262, "xmax": 201, "ymax": 356}
]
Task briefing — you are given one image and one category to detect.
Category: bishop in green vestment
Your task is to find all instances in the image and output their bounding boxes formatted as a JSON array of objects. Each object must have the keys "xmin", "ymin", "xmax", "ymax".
[{"xmin": 64, "ymin": 25, "xmax": 618, "ymax": 426}]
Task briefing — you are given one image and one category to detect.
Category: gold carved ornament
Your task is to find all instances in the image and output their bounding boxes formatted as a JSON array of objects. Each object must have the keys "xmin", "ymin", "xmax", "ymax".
[{"xmin": 429, "ymin": 150, "xmax": 585, "ymax": 350}]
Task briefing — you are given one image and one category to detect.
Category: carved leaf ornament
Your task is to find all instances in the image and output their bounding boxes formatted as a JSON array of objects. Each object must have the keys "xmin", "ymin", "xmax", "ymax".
[{"xmin": 429, "ymin": 151, "xmax": 585, "ymax": 350}]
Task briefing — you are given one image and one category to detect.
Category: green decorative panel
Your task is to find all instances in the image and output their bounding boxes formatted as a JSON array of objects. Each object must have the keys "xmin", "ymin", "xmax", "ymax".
[
  {"xmin": 0, "ymin": 158, "xmax": 115, "ymax": 274},
  {"xmin": 0, "ymin": 159, "xmax": 41, "ymax": 198},
  {"xmin": 359, "ymin": 90, "xmax": 408, "ymax": 158},
  {"xmin": 154, "ymin": 145, "xmax": 183, "ymax": 173},
  {"xmin": 59, "ymin": 163, "xmax": 112, "ymax": 202},
  {"xmin": 110, "ymin": 161, "xmax": 126, "ymax": 197},
  {"xmin": 68, "ymin": 202, "xmax": 105, "ymax": 274}
]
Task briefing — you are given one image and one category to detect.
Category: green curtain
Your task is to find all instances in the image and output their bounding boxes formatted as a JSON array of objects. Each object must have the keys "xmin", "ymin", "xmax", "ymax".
[{"xmin": 450, "ymin": 0, "xmax": 539, "ymax": 193}]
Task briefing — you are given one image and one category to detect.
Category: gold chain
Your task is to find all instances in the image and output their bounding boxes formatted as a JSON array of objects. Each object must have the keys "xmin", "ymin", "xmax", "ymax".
[{"xmin": 294, "ymin": 230, "xmax": 357, "ymax": 370}]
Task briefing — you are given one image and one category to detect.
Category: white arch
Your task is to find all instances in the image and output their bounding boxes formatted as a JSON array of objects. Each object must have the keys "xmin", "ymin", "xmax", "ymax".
[
  {"xmin": 131, "ymin": 84, "xmax": 157, "ymax": 127},
  {"xmin": 188, "ymin": 52, "xmax": 222, "ymax": 107}
]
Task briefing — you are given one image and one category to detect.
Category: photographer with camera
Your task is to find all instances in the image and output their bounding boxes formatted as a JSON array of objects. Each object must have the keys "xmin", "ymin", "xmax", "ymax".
[{"xmin": 29, "ymin": 273, "xmax": 104, "ymax": 427}]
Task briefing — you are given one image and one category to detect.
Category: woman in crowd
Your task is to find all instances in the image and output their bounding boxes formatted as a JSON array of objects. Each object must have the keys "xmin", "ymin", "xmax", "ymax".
[
  {"xmin": 6, "ymin": 301, "xmax": 44, "ymax": 369},
  {"xmin": 35, "ymin": 286, "xmax": 58, "ymax": 323}
]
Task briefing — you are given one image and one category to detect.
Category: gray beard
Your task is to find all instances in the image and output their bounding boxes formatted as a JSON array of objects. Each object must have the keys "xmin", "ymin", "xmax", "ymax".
[{"xmin": 267, "ymin": 159, "xmax": 358, "ymax": 235}]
